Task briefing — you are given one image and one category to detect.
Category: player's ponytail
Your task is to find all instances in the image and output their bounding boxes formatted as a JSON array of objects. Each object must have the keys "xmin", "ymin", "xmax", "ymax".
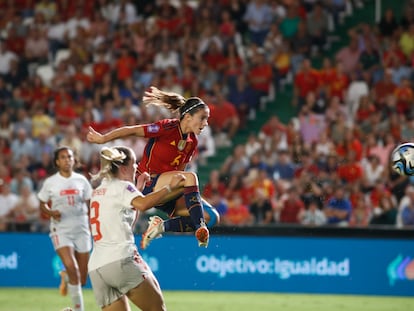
[
  {"xmin": 142, "ymin": 86, "xmax": 206, "ymax": 119},
  {"xmin": 90, "ymin": 146, "xmax": 133, "ymax": 181}
]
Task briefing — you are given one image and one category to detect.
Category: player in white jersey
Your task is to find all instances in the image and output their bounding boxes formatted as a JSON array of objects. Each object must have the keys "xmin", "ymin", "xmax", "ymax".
[
  {"xmin": 88, "ymin": 146, "xmax": 184, "ymax": 311},
  {"xmin": 38, "ymin": 147, "xmax": 92, "ymax": 311}
]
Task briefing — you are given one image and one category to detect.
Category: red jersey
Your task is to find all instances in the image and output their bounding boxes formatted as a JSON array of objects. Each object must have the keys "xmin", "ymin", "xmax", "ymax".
[
  {"xmin": 329, "ymin": 73, "xmax": 349, "ymax": 100},
  {"xmin": 138, "ymin": 119, "xmax": 197, "ymax": 174},
  {"xmin": 294, "ymin": 69, "xmax": 320, "ymax": 98}
]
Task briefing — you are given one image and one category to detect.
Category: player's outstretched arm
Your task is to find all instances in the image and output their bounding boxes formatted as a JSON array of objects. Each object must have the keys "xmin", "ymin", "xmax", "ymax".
[
  {"xmin": 87, "ymin": 125, "xmax": 145, "ymax": 144},
  {"xmin": 132, "ymin": 173, "xmax": 185, "ymax": 211}
]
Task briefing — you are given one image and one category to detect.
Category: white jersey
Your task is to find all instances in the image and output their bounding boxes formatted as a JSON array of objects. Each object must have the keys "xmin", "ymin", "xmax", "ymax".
[
  {"xmin": 38, "ymin": 172, "xmax": 92, "ymax": 233},
  {"xmin": 88, "ymin": 178, "xmax": 142, "ymax": 271}
]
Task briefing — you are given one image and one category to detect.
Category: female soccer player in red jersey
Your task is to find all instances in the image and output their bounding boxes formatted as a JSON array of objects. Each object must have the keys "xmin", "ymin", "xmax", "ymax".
[{"xmin": 87, "ymin": 86, "xmax": 219, "ymax": 248}]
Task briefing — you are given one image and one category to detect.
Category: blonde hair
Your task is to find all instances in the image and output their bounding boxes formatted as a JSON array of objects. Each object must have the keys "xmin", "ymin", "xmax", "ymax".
[
  {"xmin": 90, "ymin": 146, "xmax": 133, "ymax": 181},
  {"xmin": 143, "ymin": 86, "xmax": 206, "ymax": 119}
]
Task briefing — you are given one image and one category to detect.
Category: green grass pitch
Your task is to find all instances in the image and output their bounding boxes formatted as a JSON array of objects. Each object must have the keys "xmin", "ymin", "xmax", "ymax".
[{"xmin": 0, "ymin": 288, "xmax": 413, "ymax": 311}]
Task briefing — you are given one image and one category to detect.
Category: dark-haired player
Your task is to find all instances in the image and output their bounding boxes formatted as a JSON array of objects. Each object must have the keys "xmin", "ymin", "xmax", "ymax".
[
  {"xmin": 87, "ymin": 86, "xmax": 219, "ymax": 249},
  {"xmin": 38, "ymin": 147, "xmax": 92, "ymax": 311}
]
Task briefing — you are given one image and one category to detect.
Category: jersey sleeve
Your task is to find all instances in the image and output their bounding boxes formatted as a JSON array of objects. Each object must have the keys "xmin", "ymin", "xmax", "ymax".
[
  {"xmin": 121, "ymin": 181, "xmax": 143, "ymax": 209},
  {"xmin": 142, "ymin": 119, "xmax": 177, "ymax": 138},
  {"xmin": 37, "ymin": 178, "xmax": 51, "ymax": 202}
]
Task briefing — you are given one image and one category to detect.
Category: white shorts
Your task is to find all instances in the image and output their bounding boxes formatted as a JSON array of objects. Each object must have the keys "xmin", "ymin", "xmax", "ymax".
[
  {"xmin": 49, "ymin": 228, "xmax": 92, "ymax": 253},
  {"xmin": 89, "ymin": 254, "xmax": 152, "ymax": 308}
]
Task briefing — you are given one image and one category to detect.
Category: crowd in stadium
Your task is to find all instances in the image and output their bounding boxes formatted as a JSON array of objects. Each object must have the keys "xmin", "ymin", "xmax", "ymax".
[{"xmin": 1, "ymin": 0, "xmax": 414, "ymax": 233}]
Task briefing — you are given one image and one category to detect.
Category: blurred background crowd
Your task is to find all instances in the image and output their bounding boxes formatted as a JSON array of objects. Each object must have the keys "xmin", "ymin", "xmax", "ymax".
[{"xmin": 1, "ymin": 0, "xmax": 414, "ymax": 233}]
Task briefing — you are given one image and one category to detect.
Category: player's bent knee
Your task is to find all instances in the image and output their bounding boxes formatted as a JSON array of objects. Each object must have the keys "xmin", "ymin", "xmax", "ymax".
[{"xmin": 182, "ymin": 171, "xmax": 198, "ymax": 184}]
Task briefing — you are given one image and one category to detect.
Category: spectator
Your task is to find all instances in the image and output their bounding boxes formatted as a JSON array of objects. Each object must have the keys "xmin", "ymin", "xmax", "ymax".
[
  {"xmin": 263, "ymin": 23, "xmax": 284, "ymax": 55},
  {"xmin": 345, "ymin": 71, "xmax": 369, "ymax": 120},
  {"xmin": 399, "ymin": 23, "xmax": 414, "ymax": 58},
  {"xmin": 397, "ymin": 185, "xmax": 414, "ymax": 228},
  {"xmin": 383, "ymin": 39, "xmax": 406, "ymax": 69},
  {"xmin": 358, "ymin": 40, "xmax": 382, "ymax": 84},
  {"xmin": 10, "ymin": 166, "xmax": 34, "ymax": 195},
  {"xmin": 361, "ymin": 154, "xmax": 384, "ymax": 190},
  {"xmin": 293, "ymin": 58, "xmax": 320, "ymax": 110},
  {"xmin": 0, "ymin": 111, "xmax": 14, "ymax": 139},
  {"xmin": 248, "ymin": 50, "xmax": 273, "ymax": 110},
  {"xmin": 202, "ymin": 40, "xmax": 227, "ymax": 73},
  {"xmin": 58, "ymin": 124, "xmax": 83, "ymax": 162},
  {"xmin": 54, "ymin": 97, "xmax": 78, "ymax": 132},
  {"xmin": 243, "ymin": 0, "xmax": 273, "ymax": 46},
  {"xmin": 34, "ymin": 0, "xmax": 57, "ymax": 22},
  {"xmin": 337, "ymin": 151, "xmax": 364, "ymax": 184},
  {"xmin": 202, "ymin": 169, "xmax": 227, "ymax": 200},
  {"xmin": 336, "ymin": 127, "xmax": 363, "ymax": 161},
  {"xmin": 277, "ymin": 185, "xmax": 305, "ymax": 224},
  {"xmin": 196, "ymin": 124, "xmax": 216, "ymax": 166},
  {"xmin": 47, "ymin": 13, "xmax": 68, "ymax": 59},
  {"xmin": 65, "ymin": 7, "xmax": 91, "ymax": 40},
  {"xmin": 92, "ymin": 50, "xmax": 111, "ymax": 87},
  {"xmin": 391, "ymin": 56, "xmax": 412, "ymax": 86},
  {"xmin": 5, "ymin": 26, "xmax": 26, "ymax": 57},
  {"xmin": 306, "ymin": 2, "xmax": 329, "ymax": 53},
  {"xmin": 31, "ymin": 106, "xmax": 55, "ymax": 139},
  {"xmin": 0, "ymin": 182, "xmax": 18, "ymax": 231},
  {"xmin": 24, "ymin": 26, "xmax": 49, "ymax": 65},
  {"xmin": 314, "ymin": 130, "xmax": 335, "ymax": 163},
  {"xmin": 220, "ymin": 144, "xmax": 249, "ymax": 178},
  {"xmin": 299, "ymin": 199, "xmax": 327, "ymax": 226},
  {"xmin": 245, "ymin": 134, "xmax": 263, "ymax": 158},
  {"xmin": 208, "ymin": 88, "xmax": 240, "ymax": 144},
  {"xmin": 324, "ymin": 187, "xmax": 352, "ymax": 226},
  {"xmin": 112, "ymin": 0, "xmax": 139, "ymax": 26},
  {"xmin": 290, "ymin": 21, "xmax": 312, "ymax": 74},
  {"xmin": 372, "ymin": 68, "xmax": 396, "ymax": 107},
  {"xmin": 271, "ymin": 149, "xmax": 296, "ymax": 188},
  {"xmin": 394, "ymin": 77, "xmax": 414, "ymax": 115},
  {"xmin": 227, "ymin": 74, "xmax": 258, "ymax": 128},
  {"xmin": 349, "ymin": 195, "xmax": 371, "ymax": 227},
  {"xmin": 8, "ymin": 184, "xmax": 39, "ymax": 232},
  {"xmin": 197, "ymin": 23, "xmax": 223, "ymax": 57},
  {"xmin": 94, "ymin": 72, "xmax": 120, "ymax": 109},
  {"xmin": 249, "ymin": 187, "xmax": 274, "ymax": 224},
  {"xmin": 377, "ymin": 8, "xmax": 399, "ymax": 39},
  {"xmin": 115, "ymin": 45, "xmax": 136, "ymax": 84},
  {"xmin": 298, "ymin": 104, "xmax": 327, "ymax": 146},
  {"xmin": 11, "ymin": 127, "xmax": 34, "ymax": 165},
  {"xmin": 0, "ymin": 41, "xmax": 18, "ymax": 77},
  {"xmin": 279, "ymin": 3, "xmax": 301, "ymax": 40},
  {"xmin": 335, "ymin": 36, "xmax": 361, "ymax": 75},
  {"xmin": 370, "ymin": 195, "xmax": 398, "ymax": 226},
  {"xmin": 0, "ymin": 137, "xmax": 12, "ymax": 165},
  {"xmin": 91, "ymin": 101, "xmax": 124, "ymax": 135},
  {"xmin": 222, "ymin": 196, "xmax": 253, "ymax": 226}
]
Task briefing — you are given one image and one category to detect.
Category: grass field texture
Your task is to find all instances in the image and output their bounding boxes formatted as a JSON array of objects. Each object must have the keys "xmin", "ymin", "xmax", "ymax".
[{"xmin": 0, "ymin": 288, "xmax": 413, "ymax": 311}]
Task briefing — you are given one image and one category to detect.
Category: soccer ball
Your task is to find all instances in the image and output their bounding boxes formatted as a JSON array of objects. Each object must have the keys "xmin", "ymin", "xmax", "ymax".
[{"xmin": 391, "ymin": 143, "xmax": 414, "ymax": 176}]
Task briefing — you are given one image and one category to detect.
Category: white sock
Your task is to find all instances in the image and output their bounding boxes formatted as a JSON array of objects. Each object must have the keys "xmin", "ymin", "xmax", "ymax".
[{"xmin": 68, "ymin": 283, "xmax": 84, "ymax": 311}]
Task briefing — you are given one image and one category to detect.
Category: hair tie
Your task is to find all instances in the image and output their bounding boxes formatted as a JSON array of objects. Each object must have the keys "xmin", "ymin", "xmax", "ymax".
[{"xmin": 181, "ymin": 102, "xmax": 205, "ymax": 117}]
